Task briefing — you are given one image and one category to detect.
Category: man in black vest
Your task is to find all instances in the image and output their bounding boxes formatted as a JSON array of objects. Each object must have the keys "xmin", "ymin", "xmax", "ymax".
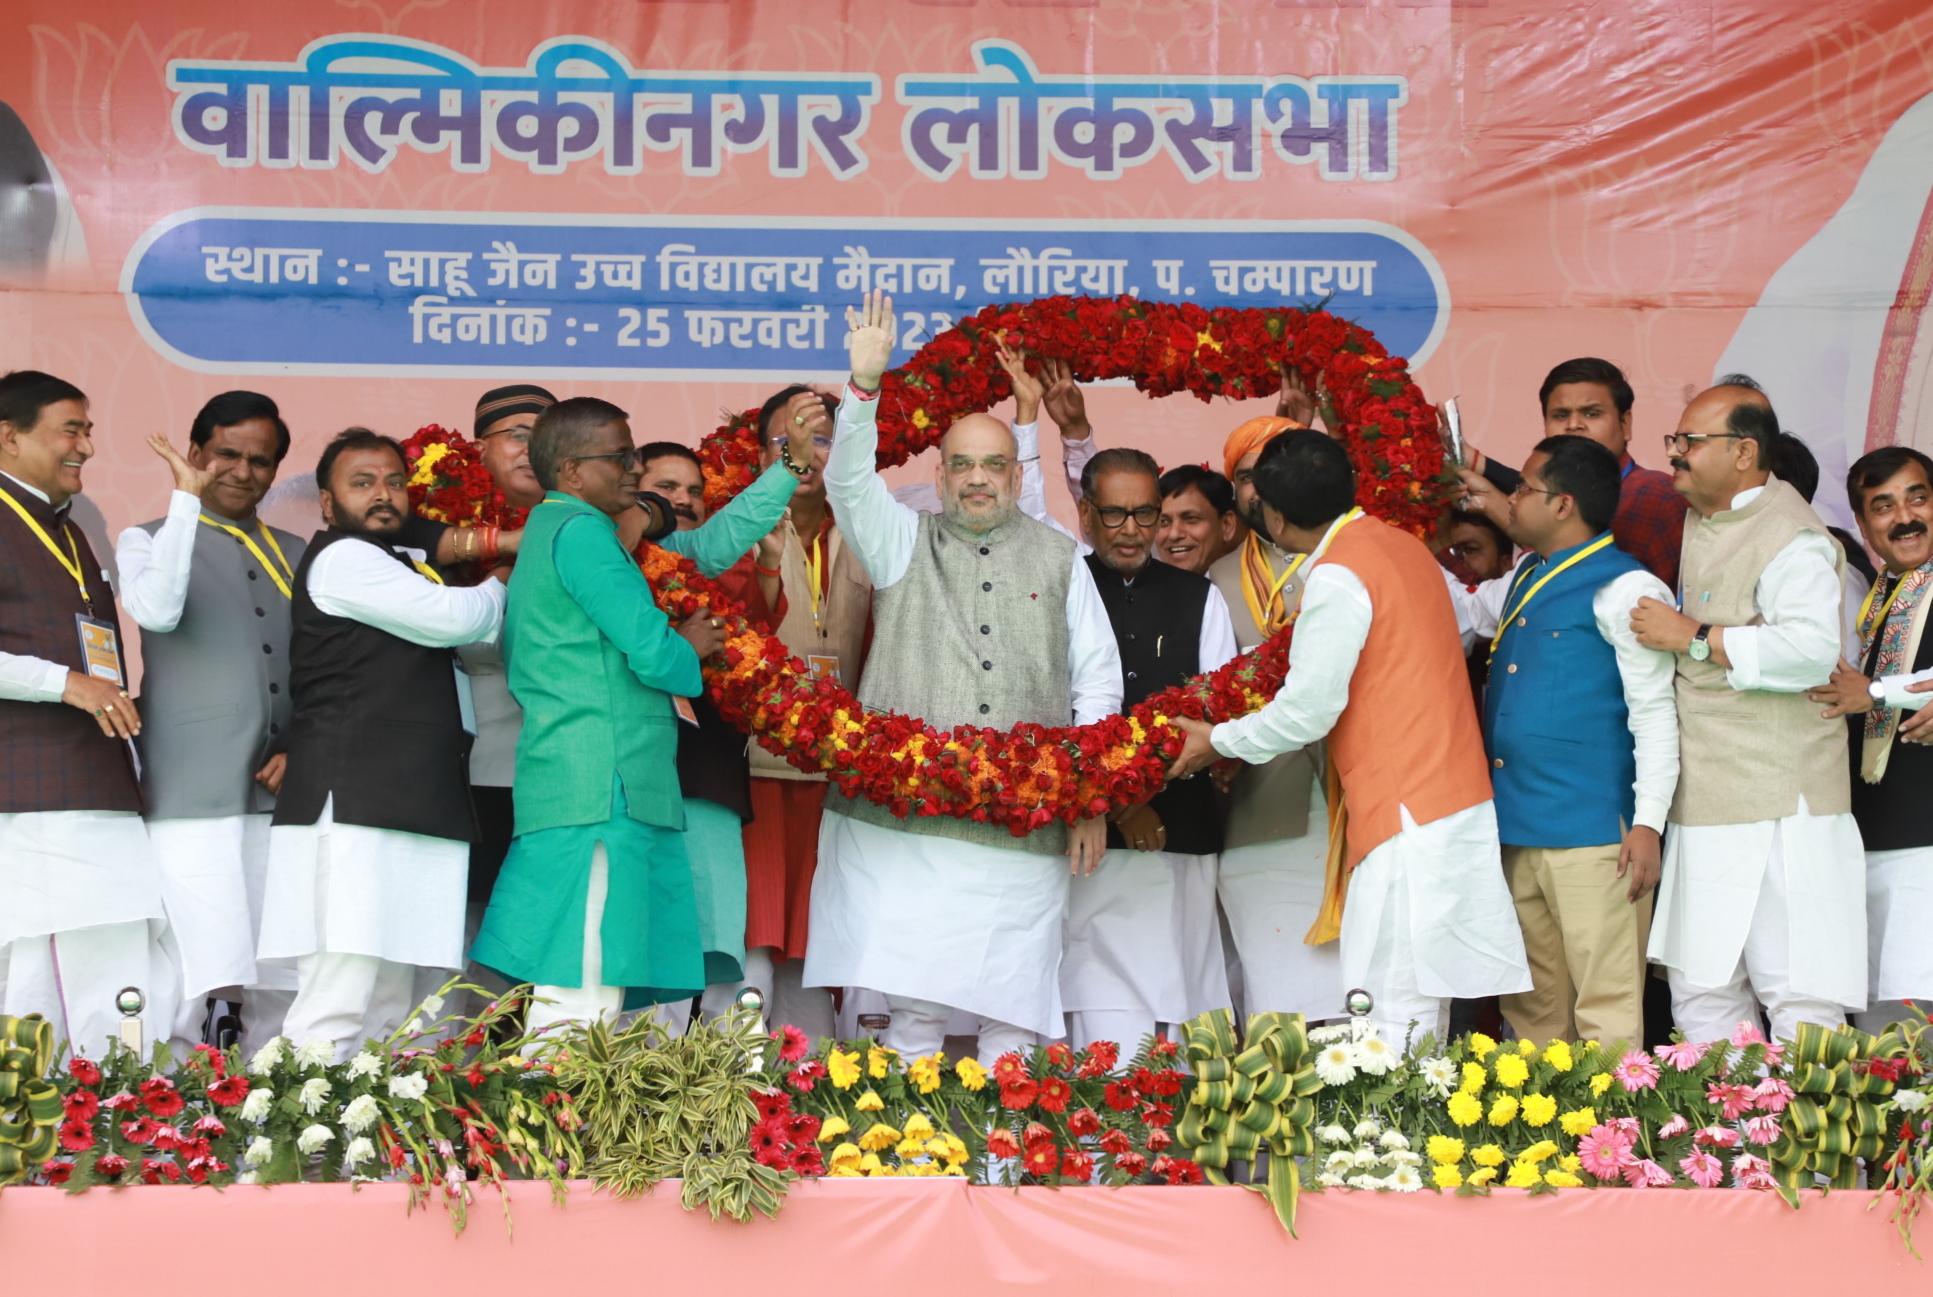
[
  {"xmin": 1808, "ymin": 445, "xmax": 1933, "ymax": 1034},
  {"xmin": 1058, "ymin": 447, "xmax": 1238, "ymax": 1050},
  {"xmin": 260, "ymin": 429, "xmax": 507, "ymax": 1061}
]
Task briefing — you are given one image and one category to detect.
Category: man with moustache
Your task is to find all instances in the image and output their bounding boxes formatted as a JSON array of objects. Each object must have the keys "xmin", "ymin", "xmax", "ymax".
[
  {"xmin": 804, "ymin": 293, "xmax": 1121, "ymax": 1062},
  {"xmin": 1058, "ymin": 446, "xmax": 1237, "ymax": 1048},
  {"xmin": 473, "ymin": 400, "xmax": 768, "ymax": 1030},
  {"xmin": 260, "ymin": 429, "xmax": 506, "ymax": 1059},
  {"xmin": 1633, "ymin": 386, "xmax": 1866, "ymax": 1043},
  {"xmin": 0, "ymin": 369, "xmax": 179, "ymax": 1055},
  {"xmin": 117, "ymin": 391, "xmax": 306, "ymax": 1053},
  {"xmin": 1462, "ymin": 436, "xmax": 1679, "ymax": 1045},
  {"xmin": 1806, "ymin": 446, "xmax": 1933, "ymax": 1033},
  {"xmin": 1154, "ymin": 465, "xmax": 1242, "ymax": 575}
]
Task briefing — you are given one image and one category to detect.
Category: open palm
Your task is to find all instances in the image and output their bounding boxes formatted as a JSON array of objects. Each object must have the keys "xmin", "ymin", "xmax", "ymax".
[{"xmin": 845, "ymin": 290, "xmax": 896, "ymax": 390}]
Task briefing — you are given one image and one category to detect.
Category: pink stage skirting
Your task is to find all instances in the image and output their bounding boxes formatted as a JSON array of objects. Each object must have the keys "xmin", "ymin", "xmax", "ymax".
[{"xmin": 1, "ymin": 1181, "xmax": 1920, "ymax": 1289}]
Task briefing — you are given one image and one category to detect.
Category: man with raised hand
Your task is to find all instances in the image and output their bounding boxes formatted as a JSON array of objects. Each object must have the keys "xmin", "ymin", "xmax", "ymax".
[
  {"xmin": 1635, "ymin": 386, "xmax": 1865, "ymax": 1043},
  {"xmin": 261, "ymin": 428, "xmax": 506, "ymax": 1060},
  {"xmin": 118, "ymin": 391, "xmax": 306, "ymax": 1055},
  {"xmin": 0, "ymin": 369, "xmax": 178, "ymax": 1056},
  {"xmin": 1807, "ymin": 446, "xmax": 1933, "ymax": 1034},
  {"xmin": 1170, "ymin": 430, "xmax": 1530, "ymax": 1046},
  {"xmin": 804, "ymin": 292, "xmax": 1122, "ymax": 1063}
]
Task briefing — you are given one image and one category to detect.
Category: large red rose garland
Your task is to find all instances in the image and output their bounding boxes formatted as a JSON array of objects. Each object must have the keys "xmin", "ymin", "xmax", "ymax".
[{"xmin": 406, "ymin": 297, "xmax": 1443, "ymax": 832}]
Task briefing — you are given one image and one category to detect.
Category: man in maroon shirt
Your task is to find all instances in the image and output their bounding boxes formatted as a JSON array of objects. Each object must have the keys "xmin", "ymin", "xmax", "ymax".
[{"xmin": 1460, "ymin": 358, "xmax": 1688, "ymax": 591}]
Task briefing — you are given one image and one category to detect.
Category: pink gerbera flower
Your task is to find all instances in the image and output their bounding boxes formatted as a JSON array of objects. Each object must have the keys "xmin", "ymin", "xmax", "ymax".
[
  {"xmin": 1706, "ymin": 1082, "xmax": 1757, "ymax": 1121},
  {"xmin": 1751, "ymin": 1078, "xmax": 1794, "ymax": 1113},
  {"xmin": 1730, "ymin": 1021, "xmax": 1785, "ymax": 1066},
  {"xmin": 1614, "ymin": 1049, "xmax": 1660, "ymax": 1092},
  {"xmin": 1657, "ymin": 1114, "xmax": 1690, "ymax": 1139},
  {"xmin": 1693, "ymin": 1125, "xmax": 1741, "ymax": 1149},
  {"xmin": 1578, "ymin": 1124, "xmax": 1638, "ymax": 1179},
  {"xmin": 1732, "ymin": 1152, "xmax": 1777, "ymax": 1189},
  {"xmin": 1655, "ymin": 1040, "xmax": 1709, "ymax": 1069},
  {"xmin": 1679, "ymin": 1149, "xmax": 1725, "ymax": 1188},
  {"xmin": 1742, "ymin": 1115, "xmax": 1782, "ymax": 1145},
  {"xmin": 1623, "ymin": 1158, "xmax": 1675, "ymax": 1188}
]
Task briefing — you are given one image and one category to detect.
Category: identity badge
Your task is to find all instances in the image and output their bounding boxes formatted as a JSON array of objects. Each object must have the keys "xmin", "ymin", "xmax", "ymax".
[
  {"xmin": 75, "ymin": 614, "xmax": 125, "ymax": 686},
  {"xmin": 673, "ymin": 696, "xmax": 700, "ymax": 726},
  {"xmin": 807, "ymin": 654, "xmax": 840, "ymax": 682}
]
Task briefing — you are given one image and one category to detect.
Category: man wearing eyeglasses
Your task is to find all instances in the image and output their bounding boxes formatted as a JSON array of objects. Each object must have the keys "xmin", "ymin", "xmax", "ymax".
[
  {"xmin": 1456, "ymin": 436, "xmax": 1679, "ymax": 1046},
  {"xmin": 1631, "ymin": 384, "xmax": 1866, "ymax": 1044},
  {"xmin": 803, "ymin": 292, "xmax": 1123, "ymax": 1064},
  {"xmin": 473, "ymin": 397, "xmax": 798, "ymax": 1032}
]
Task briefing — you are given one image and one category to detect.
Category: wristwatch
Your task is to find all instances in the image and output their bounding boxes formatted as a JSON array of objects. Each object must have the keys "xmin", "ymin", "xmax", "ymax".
[
  {"xmin": 1687, "ymin": 624, "xmax": 1713, "ymax": 662},
  {"xmin": 1870, "ymin": 679, "xmax": 1888, "ymax": 702}
]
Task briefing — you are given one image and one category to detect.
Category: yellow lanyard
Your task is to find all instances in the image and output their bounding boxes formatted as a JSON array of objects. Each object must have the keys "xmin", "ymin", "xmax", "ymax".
[
  {"xmin": 805, "ymin": 531, "xmax": 826, "ymax": 628},
  {"xmin": 1859, "ymin": 571, "xmax": 1908, "ymax": 646},
  {"xmin": 0, "ymin": 486, "xmax": 91, "ymax": 605},
  {"xmin": 1486, "ymin": 533, "xmax": 1617, "ymax": 664},
  {"xmin": 200, "ymin": 514, "xmax": 295, "ymax": 600},
  {"xmin": 1239, "ymin": 533, "xmax": 1308, "ymax": 636},
  {"xmin": 411, "ymin": 559, "xmax": 447, "ymax": 586}
]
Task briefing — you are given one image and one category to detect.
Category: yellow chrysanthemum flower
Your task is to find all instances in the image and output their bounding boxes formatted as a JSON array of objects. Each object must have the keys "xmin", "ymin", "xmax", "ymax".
[
  {"xmin": 1504, "ymin": 1160, "xmax": 1543, "ymax": 1188},
  {"xmin": 1426, "ymin": 1135, "xmax": 1465, "ymax": 1166},
  {"xmin": 858, "ymin": 1122, "xmax": 902, "ymax": 1152},
  {"xmin": 1493, "ymin": 1053, "xmax": 1529, "ymax": 1089},
  {"xmin": 1558, "ymin": 1108, "xmax": 1597, "ymax": 1138},
  {"xmin": 1544, "ymin": 1040, "xmax": 1574, "ymax": 1072},
  {"xmin": 1544, "ymin": 1169, "xmax": 1582, "ymax": 1188},
  {"xmin": 868, "ymin": 1046, "xmax": 897, "ymax": 1079},
  {"xmin": 956, "ymin": 1058, "xmax": 989, "ymax": 1091},
  {"xmin": 1468, "ymin": 1033, "xmax": 1498, "ymax": 1059},
  {"xmin": 855, "ymin": 1089, "xmax": 885, "ymax": 1112},
  {"xmin": 828, "ymin": 1048, "xmax": 861, "ymax": 1090},
  {"xmin": 1590, "ymin": 1072, "xmax": 1613, "ymax": 1097},
  {"xmin": 908, "ymin": 1054, "xmax": 946, "ymax": 1095},
  {"xmin": 1518, "ymin": 1140, "xmax": 1559, "ymax": 1164},
  {"xmin": 1488, "ymin": 1095, "xmax": 1519, "ymax": 1126},
  {"xmin": 1472, "ymin": 1144, "xmax": 1505, "ymax": 1167},
  {"xmin": 902, "ymin": 1112, "xmax": 937, "ymax": 1140},
  {"xmin": 1460, "ymin": 1061, "xmax": 1488, "ymax": 1093},
  {"xmin": 939, "ymin": 1134, "xmax": 969, "ymax": 1165},
  {"xmin": 896, "ymin": 1136, "xmax": 928, "ymax": 1158},
  {"xmin": 1518, "ymin": 1038, "xmax": 1537, "ymax": 1055},
  {"xmin": 817, "ymin": 1115, "xmax": 851, "ymax": 1143},
  {"xmin": 1432, "ymin": 1164, "xmax": 1463, "ymax": 1189},
  {"xmin": 1560, "ymin": 1154, "xmax": 1582, "ymax": 1173},
  {"xmin": 1467, "ymin": 1166, "xmax": 1498, "ymax": 1187},
  {"xmin": 828, "ymin": 1142, "xmax": 863, "ymax": 1175},
  {"xmin": 1446, "ymin": 1091, "xmax": 1483, "ymax": 1127},
  {"xmin": 1521, "ymin": 1093, "xmax": 1557, "ymax": 1127}
]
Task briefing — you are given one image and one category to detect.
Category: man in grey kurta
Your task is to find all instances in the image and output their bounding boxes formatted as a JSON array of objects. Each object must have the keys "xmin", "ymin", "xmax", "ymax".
[{"xmin": 115, "ymin": 391, "xmax": 305, "ymax": 1054}]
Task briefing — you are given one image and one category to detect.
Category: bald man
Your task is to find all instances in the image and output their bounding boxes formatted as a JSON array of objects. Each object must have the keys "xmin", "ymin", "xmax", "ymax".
[
  {"xmin": 1632, "ymin": 384, "xmax": 1867, "ymax": 1043},
  {"xmin": 801, "ymin": 293, "xmax": 1123, "ymax": 1063}
]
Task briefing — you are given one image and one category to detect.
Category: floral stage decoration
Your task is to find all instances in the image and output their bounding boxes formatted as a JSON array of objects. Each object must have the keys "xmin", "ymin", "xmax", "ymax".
[
  {"xmin": 414, "ymin": 296, "xmax": 1443, "ymax": 831},
  {"xmin": 14, "ymin": 992, "xmax": 1933, "ymax": 1251}
]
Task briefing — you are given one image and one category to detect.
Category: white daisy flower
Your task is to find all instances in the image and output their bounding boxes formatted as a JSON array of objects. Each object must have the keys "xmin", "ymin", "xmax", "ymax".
[
  {"xmin": 1315, "ymin": 1124, "xmax": 1352, "ymax": 1145},
  {"xmin": 1309, "ymin": 1024, "xmax": 1351, "ymax": 1045},
  {"xmin": 1386, "ymin": 1164, "xmax": 1424, "ymax": 1193},
  {"xmin": 1314, "ymin": 1044, "xmax": 1358, "ymax": 1087},
  {"xmin": 1418, "ymin": 1056, "xmax": 1458, "ymax": 1097},
  {"xmin": 1385, "ymin": 1149, "xmax": 1423, "ymax": 1167},
  {"xmin": 296, "ymin": 1124, "xmax": 333, "ymax": 1155},
  {"xmin": 1325, "ymin": 1150, "xmax": 1356, "ymax": 1173},
  {"xmin": 1346, "ymin": 1173, "xmax": 1383, "ymax": 1191},
  {"xmin": 1351, "ymin": 1118, "xmax": 1381, "ymax": 1140},
  {"xmin": 1378, "ymin": 1130, "xmax": 1410, "ymax": 1150},
  {"xmin": 1317, "ymin": 1172, "xmax": 1347, "ymax": 1188},
  {"xmin": 1351, "ymin": 1147, "xmax": 1381, "ymax": 1168},
  {"xmin": 1355, "ymin": 1033, "xmax": 1397, "ymax": 1076}
]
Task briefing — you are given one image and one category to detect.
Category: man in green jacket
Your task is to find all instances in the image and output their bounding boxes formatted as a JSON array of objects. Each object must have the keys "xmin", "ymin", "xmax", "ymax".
[{"xmin": 471, "ymin": 396, "xmax": 802, "ymax": 1030}]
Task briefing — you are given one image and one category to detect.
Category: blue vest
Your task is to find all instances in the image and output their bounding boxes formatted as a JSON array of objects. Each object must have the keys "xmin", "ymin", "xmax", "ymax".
[{"xmin": 1482, "ymin": 536, "xmax": 1646, "ymax": 848}]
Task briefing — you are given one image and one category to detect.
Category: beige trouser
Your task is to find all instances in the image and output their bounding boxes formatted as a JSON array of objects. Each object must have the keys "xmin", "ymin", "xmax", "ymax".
[{"xmin": 1498, "ymin": 844, "xmax": 1650, "ymax": 1047}]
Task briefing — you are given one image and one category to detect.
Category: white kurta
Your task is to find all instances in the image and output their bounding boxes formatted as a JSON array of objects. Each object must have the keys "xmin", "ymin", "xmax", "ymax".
[
  {"xmin": 1646, "ymin": 492, "xmax": 1868, "ymax": 1010},
  {"xmin": 1217, "ymin": 774, "xmax": 1343, "ymax": 1019},
  {"xmin": 802, "ymin": 388, "xmax": 1124, "ymax": 1038},
  {"xmin": 259, "ymin": 537, "xmax": 502, "ymax": 973},
  {"xmin": 1866, "ymin": 846, "xmax": 1933, "ymax": 1002},
  {"xmin": 1208, "ymin": 517, "xmax": 1532, "ymax": 1032}
]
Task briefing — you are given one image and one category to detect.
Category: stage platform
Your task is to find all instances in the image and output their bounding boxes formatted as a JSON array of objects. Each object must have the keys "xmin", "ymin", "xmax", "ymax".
[{"xmin": 1, "ymin": 1180, "xmax": 1920, "ymax": 1291}]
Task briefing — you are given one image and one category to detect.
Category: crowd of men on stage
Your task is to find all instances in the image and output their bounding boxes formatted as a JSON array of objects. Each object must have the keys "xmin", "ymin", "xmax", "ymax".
[{"xmin": 1, "ymin": 290, "xmax": 1929, "ymax": 1065}]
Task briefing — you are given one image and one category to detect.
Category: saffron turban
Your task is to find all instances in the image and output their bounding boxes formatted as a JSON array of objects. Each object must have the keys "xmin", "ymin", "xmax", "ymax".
[{"xmin": 1222, "ymin": 416, "xmax": 1305, "ymax": 480}]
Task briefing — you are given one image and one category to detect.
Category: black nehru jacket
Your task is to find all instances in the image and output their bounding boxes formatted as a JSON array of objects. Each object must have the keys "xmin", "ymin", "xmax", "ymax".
[
  {"xmin": 1083, "ymin": 553, "xmax": 1222, "ymax": 856},
  {"xmin": 676, "ymin": 692, "xmax": 753, "ymax": 823},
  {"xmin": 1850, "ymin": 572, "xmax": 1933, "ymax": 851},
  {"xmin": 274, "ymin": 530, "xmax": 478, "ymax": 842}
]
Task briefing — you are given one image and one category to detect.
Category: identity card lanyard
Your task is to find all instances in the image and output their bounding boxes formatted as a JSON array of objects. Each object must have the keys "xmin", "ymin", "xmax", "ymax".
[
  {"xmin": 1486, "ymin": 533, "xmax": 1617, "ymax": 665},
  {"xmin": 200, "ymin": 514, "xmax": 295, "ymax": 599}
]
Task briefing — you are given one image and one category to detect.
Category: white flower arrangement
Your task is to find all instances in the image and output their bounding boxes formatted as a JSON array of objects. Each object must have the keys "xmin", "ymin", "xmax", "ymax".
[
  {"xmin": 293, "ymin": 1038, "xmax": 335, "ymax": 1069},
  {"xmin": 239, "ymin": 1088, "xmax": 274, "ymax": 1124},
  {"xmin": 1896, "ymin": 1089, "xmax": 1928, "ymax": 1112},
  {"xmin": 346, "ymin": 1052, "xmax": 383, "ymax": 1080},
  {"xmin": 1351, "ymin": 1117, "xmax": 1381, "ymax": 1140},
  {"xmin": 1316, "ymin": 1171, "xmax": 1346, "ymax": 1188},
  {"xmin": 1377, "ymin": 1129, "xmax": 1409, "ymax": 1150},
  {"xmin": 296, "ymin": 1124, "xmax": 334, "ymax": 1156},
  {"xmin": 298, "ymin": 1077, "xmax": 332, "ymax": 1116},
  {"xmin": 387, "ymin": 1072, "xmax": 429, "ymax": 1103},
  {"xmin": 1314, "ymin": 1043, "xmax": 1358, "ymax": 1086},
  {"xmin": 1354, "ymin": 1034, "xmax": 1397, "ymax": 1076},
  {"xmin": 247, "ymin": 1037, "xmax": 288, "ymax": 1076},
  {"xmin": 344, "ymin": 1136, "xmax": 376, "ymax": 1167},
  {"xmin": 243, "ymin": 1136, "xmax": 274, "ymax": 1168},
  {"xmin": 1315, "ymin": 1123, "xmax": 1351, "ymax": 1145},
  {"xmin": 1418, "ymin": 1056, "xmax": 1457, "ymax": 1098},
  {"xmin": 1308, "ymin": 1024, "xmax": 1351, "ymax": 1045},
  {"xmin": 1345, "ymin": 1173, "xmax": 1382, "ymax": 1191},
  {"xmin": 1385, "ymin": 1164, "xmax": 1423, "ymax": 1193},
  {"xmin": 341, "ymin": 1093, "xmax": 381, "ymax": 1134}
]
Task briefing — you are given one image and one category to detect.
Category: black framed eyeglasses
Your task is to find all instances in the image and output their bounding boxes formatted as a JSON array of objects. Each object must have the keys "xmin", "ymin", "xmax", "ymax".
[
  {"xmin": 574, "ymin": 448, "xmax": 642, "ymax": 471},
  {"xmin": 1510, "ymin": 480, "xmax": 1567, "ymax": 501},
  {"xmin": 1091, "ymin": 504, "xmax": 1161, "ymax": 529},
  {"xmin": 1662, "ymin": 432, "xmax": 1746, "ymax": 455}
]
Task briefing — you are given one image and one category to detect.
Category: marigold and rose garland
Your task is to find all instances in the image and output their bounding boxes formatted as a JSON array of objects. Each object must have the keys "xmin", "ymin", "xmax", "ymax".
[{"xmin": 401, "ymin": 296, "xmax": 1442, "ymax": 830}]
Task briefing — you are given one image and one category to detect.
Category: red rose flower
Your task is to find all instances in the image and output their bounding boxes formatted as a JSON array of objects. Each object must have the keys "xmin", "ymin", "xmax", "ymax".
[
  {"xmin": 1067, "ymin": 1107, "xmax": 1102, "ymax": 1137},
  {"xmin": 986, "ymin": 1128, "xmax": 1021, "ymax": 1160},
  {"xmin": 95, "ymin": 1153, "xmax": 130, "ymax": 1178},
  {"xmin": 1114, "ymin": 1151, "xmax": 1148, "ymax": 1178},
  {"xmin": 68, "ymin": 1058, "xmax": 101, "ymax": 1087},
  {"xmin": 1036, "ymin": 1078, "xmax": 1072, "ymax": 1114},
  {"xmin": 772, "ymin": 1024, "xmax": 810, "ymax": 1063},
  {"xmin": 57, "ymin": 1119, "xmax": 95, "ymax": 1152},
  {"xmin": 207, "ymin": 1074, "xmax": 250, "ymax": 1108},
  {"xmin": 41, "ymin": 1160, "xmax": 73, "ymax": 1185},
  {"xmin": 139, "ymin": 1077, "xmax": 185, "ymax": 1118}
]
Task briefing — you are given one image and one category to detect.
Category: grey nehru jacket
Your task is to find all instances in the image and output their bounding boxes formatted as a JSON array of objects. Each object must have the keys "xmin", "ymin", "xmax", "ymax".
[
  {"xmin": 824, "ymin": 509, "xmax": 1075, "ymax": 855},
  {"xmin": 136, "ymin": 515, "xmax": 306, "ymax": 818}
]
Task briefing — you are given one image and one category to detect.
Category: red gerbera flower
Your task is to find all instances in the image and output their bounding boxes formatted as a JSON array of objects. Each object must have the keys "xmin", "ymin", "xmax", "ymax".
[
  {"xmin": 752, "ymin": 1088, "xmax": 792, "ymax": 1121},
  {"xmin": 62, "ymin": 1090, "xmax": 99, "ymax": 1123},
  {"xmin": 1103, "ymin": 1081, "xmax": 1138, "ymax": 1112},
  {"xmin": 1140, "ymin": 1101, "xmax": 1174, "ymax": 1128},
  {"xmin": 121, "ymin": 1116, "xmax": 163, "ymax": 1146},
  {"xmin": 749, "ymin": 1117, "xmax": 791, "ymax": 1167},
  {"xmin": 95, "ymin": 1153, "xmax": 130, "ymax": 1178},
  {"xmin": 1163, "ymin": 1157, "xmax": 1205, "ymax": 1186},
  {"xmin": 1060, "ymin": 1150, "xmax": 1094, "ymax": 1182},
  {"xmin": 1045, "ymin": 1043, "xmax": 1074, "ymax": 1070},
  {"xmin": 1079, "ymin": 1041, "xmax": 1119, "ymax": 1077},
  {"xmin": 999, "ymin": 1081, "xmax": 1039, "ymax": 1111},
  {"xmin": 1150, "ymin": 1039, "xmax": 1180, "ymax": 1059},
  {"xmin": 1067, "ymin": 1107, "xmax": 1101, "ymax": 1137},
  {"xmin": 986, "ymin": 1128, "xmax": 1021, "ymax": 1160},
  {"xmin": 1036, "ymin": 1078, "xmax": 1072, "ymax": 1114},
  {"xmin": 785, "ymin": 1112, "xmax": 822, "ymax": 1145},
  {"xmin": 991, "ymin": 1053, "xmax": 1030, "ymax": 1087},
  {"xmin": 790, "ymin": 1145, "xmax": 826, "ymax": 1177},
  {"xmin": 1145, "ymin": 1069, "xmax": 1185, "ymax": 1098},
  {"xmin": 102, "ymin": 1091, "xmax": 140, "ymax": 1113},
  {"xmin": 1098, "ymin": 1129, "xmax": 1132, "ymax": 1156},
  {"xmin": 1146, "ymin": 1128, "xmax": 1173, "ymax": 1152},
  {"xmin": 41, "ymin": 1160, "xmax": 73, "ymax": 1185},
  {"xmin": 772, "ymin": 1024, "xmax": 810, "ymax": 1063},
  {"xmin": 206, "ymin": 1074, "xmax": 250, "ymax": 1107},
  {"xmin": 68, "ymin": 1058, "xmax": 101, "ymax": 1087},
  {"xmin": 139, "ymin": 1077, "xmax": 185, "ymax": 1118},
  {"xmin": 1115, "ymin": 1151, "xmax": 1148, "ymax": 1177},
  {"xmin": 1022, "ymin": 1141, "xmax": 1059, "ymax": 1176},
  {"xmin": 57, "ymin": 1119, "xmax": 95, "ymax": 1152}
]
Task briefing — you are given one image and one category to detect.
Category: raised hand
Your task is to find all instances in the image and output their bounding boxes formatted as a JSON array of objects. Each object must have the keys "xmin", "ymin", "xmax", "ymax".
[
  {"xmin": 994, "ymin": 343, "xmax": 1044, "ymax": 425},
  {"xmin": 1276, "ymin": 361, "xmax": 1316, "ymax": 426},
  {"xmin": 845, "ymin": 290, "xmax": 896, "ymax": 392},
  {"xmin": 147, "ymin": 433, "xmax": 214, "ymax": 499},
  {"xmin": 1040, "ymin": 357, "xmax": 1090, "ymax": 439}
]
